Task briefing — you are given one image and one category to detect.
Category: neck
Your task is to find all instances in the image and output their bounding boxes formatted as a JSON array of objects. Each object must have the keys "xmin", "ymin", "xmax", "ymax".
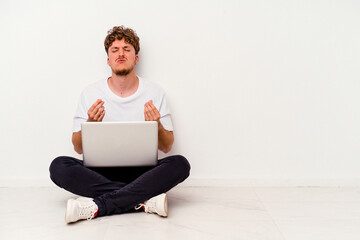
[{"xmin": 108, "ymin": 71, "xmax": 139, "ymax": 97}]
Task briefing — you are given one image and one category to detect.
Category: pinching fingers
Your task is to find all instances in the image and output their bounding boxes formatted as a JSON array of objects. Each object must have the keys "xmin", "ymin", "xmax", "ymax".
[{"xmin": 144, "ymin": 100, "xmax": 160, "ymax": 121}]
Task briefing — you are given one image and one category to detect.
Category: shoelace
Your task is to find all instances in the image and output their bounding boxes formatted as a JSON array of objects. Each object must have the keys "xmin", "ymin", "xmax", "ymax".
[
  {"xmin": 79, "ymin": 202, "xmax": 97, "ymax": 220},
  {"xmin": 135, "ymin": 201, "xmax": 157, "ymax": 213},
  {"xmin": 135, "ymin": 204, "xmax": 144, "ymax": 211}
]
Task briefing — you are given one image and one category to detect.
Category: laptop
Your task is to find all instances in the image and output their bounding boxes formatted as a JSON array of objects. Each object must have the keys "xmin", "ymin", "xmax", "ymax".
[{"xmin": 81, "ymin": 121, "xmax": 158, "ymax": 167}]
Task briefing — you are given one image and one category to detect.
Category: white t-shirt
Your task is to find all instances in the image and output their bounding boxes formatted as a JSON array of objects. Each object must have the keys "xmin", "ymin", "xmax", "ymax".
[{"xmin": 73, "ymin": 77, "xmax": 173, "ymax": 132}]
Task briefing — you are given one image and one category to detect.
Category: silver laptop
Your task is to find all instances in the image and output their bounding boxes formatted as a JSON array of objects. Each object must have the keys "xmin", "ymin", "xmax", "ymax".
[{"xmin": 81, "ymin": 121, "xmax": 158, "ymax": 167}]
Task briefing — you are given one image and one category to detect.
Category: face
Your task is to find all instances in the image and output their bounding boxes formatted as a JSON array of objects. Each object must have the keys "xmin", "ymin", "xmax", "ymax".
[{"xmin": 107, "ymin": 39, "xmax": 139, "ymax": 76}]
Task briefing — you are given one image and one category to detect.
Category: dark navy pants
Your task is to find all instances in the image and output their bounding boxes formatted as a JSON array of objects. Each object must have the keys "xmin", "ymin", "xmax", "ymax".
[{"xmin": 49, "ymin": 155, "xmax": 190, "ymax": 217}]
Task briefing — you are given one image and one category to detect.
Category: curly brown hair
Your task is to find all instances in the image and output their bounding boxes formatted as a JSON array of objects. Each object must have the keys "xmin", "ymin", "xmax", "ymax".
[{"xmin": 104, "ymin": 26, "xmax": 140, "ymax": 55}]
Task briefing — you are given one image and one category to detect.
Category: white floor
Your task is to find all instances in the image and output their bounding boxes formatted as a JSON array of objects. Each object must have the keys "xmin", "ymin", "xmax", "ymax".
[{"xmin": 1, "ymin": 187, "xmax": 360, "ymax": 240}]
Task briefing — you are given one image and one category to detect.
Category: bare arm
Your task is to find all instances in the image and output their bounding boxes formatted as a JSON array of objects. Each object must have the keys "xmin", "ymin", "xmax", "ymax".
[
  {"xmin": 157, "ymin": 123, "xmax": 174, "ymax": 153},
  {"xmin": 72, "ymin": 131, "xmax": 83, "ymax": 154},
  {"xmin": 144, "ymin": 100, "xmax": 174, "ymax": 153},
  {"xmin": 72, "ymin": 99, "xmax": 105, "ymax": 154}
]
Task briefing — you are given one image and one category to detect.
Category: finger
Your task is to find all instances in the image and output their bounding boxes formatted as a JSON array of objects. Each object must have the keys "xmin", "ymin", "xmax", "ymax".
[
  {"xmin": 144, "ymin": 105, "xmax": 153, "ymax": 121},
  {"xmin": 145, "ymin": 100, "xmax": 153, "ymax": 108},
  {"xmin": 147, "ymin": 103, "xmax": 160, "ymax": 121},
  {"xmin": 147, "ymin": 101, "xmax": 157, "ymax": 111},
  {"xmin": 94, "ymin": 106, "xmax": 104, "ymax": 120},
  {"xmin": 89, "ymin": 107, "xmax": 101, "ymax": 121},
  {"xmin": 95, "ymin": 102, "xmax": 104, "ymax": 112},
  {"xmin": 148, "ymin": 102, "xmax": 160, "ymax": 116},
  {"xmin": 145, "ymin": 104, "xmax": 158, "ymax": 121},
  {"xmin": 88, "ymin": 102, "xmax": 104, "ymax": 120},
  {"xmin": 146, "ymin": 105, "xmax": 155, "ymax": 121},
  {"xmin": 88, "ymin": 99, "xmax": 102, "ymax": 113},
  {"xmin": 144, "ymin": 106, "xmax": 150, "ymax": 121},
  {"xmin": 99, "ymin": 109, "xmax": 106, "ymax": 121},
  {"xmin": 91, "ymin": 102, "xmax": 104, "ymax": 117}
]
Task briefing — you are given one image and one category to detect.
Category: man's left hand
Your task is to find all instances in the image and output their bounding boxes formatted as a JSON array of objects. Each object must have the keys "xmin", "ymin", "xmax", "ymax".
[{"xmin": 144, "ymin": 100, "xmax": 160, "ymax": 122}]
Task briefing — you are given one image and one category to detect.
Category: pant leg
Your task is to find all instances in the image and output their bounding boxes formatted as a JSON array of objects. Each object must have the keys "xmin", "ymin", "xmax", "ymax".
[
  {"xmin": 94, "ymin": 155, "xmax": 191, "ymax": 216},
  {"xmin": 49, "ymin": 156, "xmax": 126, "ymax": 198},
  {"xmin": 49, "ymin": 155, "xmax": 191, "ymax": 217}
]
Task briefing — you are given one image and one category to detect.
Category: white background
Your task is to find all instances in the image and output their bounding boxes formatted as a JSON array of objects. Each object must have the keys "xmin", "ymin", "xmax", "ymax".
[{"xmin": 0, "ymin": 0, "xmax": 359, "ymax": 186}]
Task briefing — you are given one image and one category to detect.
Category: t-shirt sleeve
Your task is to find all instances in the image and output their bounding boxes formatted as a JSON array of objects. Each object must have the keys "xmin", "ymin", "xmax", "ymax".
[
  {"xmin": 158, "ymin": 92, "xmax": 174, "ymax": 131},
  {"xmin": 73, "ymin": 91, "xmax": 89, "ymax": 132}
]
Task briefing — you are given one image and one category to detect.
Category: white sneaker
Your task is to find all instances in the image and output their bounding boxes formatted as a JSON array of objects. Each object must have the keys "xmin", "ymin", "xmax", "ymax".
[
  {"xmin": 65, "ymin": 197, "xmax": 99, "ymax": 223},
  {"xmin": 135, "ymin": 193, "xmax": 168, "ymax": 217}
]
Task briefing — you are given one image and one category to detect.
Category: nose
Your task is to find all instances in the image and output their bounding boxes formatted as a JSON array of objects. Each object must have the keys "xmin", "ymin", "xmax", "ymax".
[{"xmin": 118, "ymin": 49, "xmax": 124, "ymax": 57}]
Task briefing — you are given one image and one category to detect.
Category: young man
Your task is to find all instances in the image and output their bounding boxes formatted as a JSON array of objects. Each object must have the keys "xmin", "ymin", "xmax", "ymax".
[{"xmin": 49, "ymin": 26, "xmax": 190, "ymax": 223}]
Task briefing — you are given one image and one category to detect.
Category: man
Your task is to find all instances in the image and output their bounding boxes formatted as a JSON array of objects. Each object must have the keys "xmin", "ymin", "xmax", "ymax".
[{"xmin": 49, "ymin": 26, "xmax": 190, "ymax": 223}]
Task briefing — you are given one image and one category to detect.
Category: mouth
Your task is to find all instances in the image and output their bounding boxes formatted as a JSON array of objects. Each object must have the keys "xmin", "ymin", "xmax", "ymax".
[{"xmin": 116, "ymin": 59, "xmax": 126, "ymax": 63}]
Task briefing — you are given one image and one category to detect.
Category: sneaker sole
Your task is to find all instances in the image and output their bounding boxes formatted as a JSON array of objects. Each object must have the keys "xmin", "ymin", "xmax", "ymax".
[
  {"xmin": 65, "ymin": 199, "xmax": 75, "ymax": 223},
  {"xmin": 164, "ymin": 194, "xmax": 168, "ymax": 217},
  {"xmin": 158, "ymin": 193, "xmax": 168, "ymax": 217}
]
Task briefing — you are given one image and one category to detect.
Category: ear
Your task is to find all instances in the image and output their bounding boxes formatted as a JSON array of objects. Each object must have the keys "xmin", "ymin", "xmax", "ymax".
[
  {"xmin": 107, "ymin": 57, "xmax": 110, "ymax": 66},
  {"xmin": 135, "ymin": 55, "xmax": 139, "ymax": 64}
]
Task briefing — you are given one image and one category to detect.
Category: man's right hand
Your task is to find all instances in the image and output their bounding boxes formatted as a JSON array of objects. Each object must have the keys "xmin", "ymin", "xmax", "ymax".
[
  {"xmin": 72, "ymin": 99, "xmax": 106, "ymax": 154},
  {"xmin": 87, "ymin": 99, "xmax": 106, "ymax": 122}
]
